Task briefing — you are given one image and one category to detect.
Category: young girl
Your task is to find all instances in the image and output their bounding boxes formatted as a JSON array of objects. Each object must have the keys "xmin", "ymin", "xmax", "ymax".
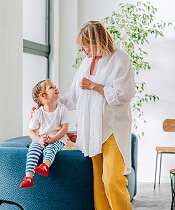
[{"xmin": 20, "ymin": 79, "xmax": 69, "ymax": 188}]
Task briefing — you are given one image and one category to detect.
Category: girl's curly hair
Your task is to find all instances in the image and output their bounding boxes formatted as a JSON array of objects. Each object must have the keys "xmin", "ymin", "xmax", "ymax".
[{"xmin": 32, "ymin": 80, "xmax": 48, "ymax": 106}]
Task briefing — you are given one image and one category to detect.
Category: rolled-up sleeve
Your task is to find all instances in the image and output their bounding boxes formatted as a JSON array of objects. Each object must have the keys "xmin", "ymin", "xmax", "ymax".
[{"xmin": 104, "ymin": 56, "xmax": 135, "ymax": 106}]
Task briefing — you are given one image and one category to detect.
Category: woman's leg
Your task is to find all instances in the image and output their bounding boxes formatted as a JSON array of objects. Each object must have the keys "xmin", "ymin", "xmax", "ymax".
[
  {"xmin": 102, "ymin": 134, "xmax": 132, "ymax": 210},
  {"xmin": 91, "ymin": 154, "xmax": 111, "ymax": 210}
]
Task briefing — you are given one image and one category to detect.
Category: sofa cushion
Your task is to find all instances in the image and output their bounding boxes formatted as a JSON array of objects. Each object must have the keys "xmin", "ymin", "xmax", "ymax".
[
  {"xmin": 0, "ymin": 142, "xmax": 27, "ymax": 148},
  {"xmin": 2, "ymin": 136, "xmax": 32, "ymax": 148}
]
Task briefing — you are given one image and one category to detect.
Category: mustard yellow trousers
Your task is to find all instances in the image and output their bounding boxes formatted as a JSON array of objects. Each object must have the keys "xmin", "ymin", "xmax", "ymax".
[{"xmin": 91, "ymin": 134, "xmax": 132, "ymax": 210}]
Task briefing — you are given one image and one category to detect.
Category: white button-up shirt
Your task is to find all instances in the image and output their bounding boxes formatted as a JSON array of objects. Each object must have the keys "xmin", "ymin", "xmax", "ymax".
[{"xmin": 60, "ymin": 47, "xmax": 135, "ymax": 174}]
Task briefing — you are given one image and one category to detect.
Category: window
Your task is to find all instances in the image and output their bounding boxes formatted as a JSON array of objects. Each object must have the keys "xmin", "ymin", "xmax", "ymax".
[{"xmin": 23, "ymin": 0, "xmax": 50, "ymax": 134}]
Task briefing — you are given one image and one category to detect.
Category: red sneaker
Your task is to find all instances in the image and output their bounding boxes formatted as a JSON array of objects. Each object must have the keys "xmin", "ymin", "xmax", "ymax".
[
  {"xmin": 20, "ymin": 177, "xmax": 34, "ymax": 188},
  {"xmin": 34, "ymin": 163, "xmax": 49, "ymax": 176}
]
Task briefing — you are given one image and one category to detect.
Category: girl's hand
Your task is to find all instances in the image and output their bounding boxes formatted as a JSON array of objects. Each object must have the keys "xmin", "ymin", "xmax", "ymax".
[
  {"xmin": 43, "ymin": 134, "xmax": 55, "ymax": 144},
  {"xmin": 38, "ymin": 137, "xmax": 45, "ymax": 149}
]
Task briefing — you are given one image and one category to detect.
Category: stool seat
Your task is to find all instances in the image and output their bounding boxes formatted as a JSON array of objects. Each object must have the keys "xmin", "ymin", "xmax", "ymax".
[
  {"xmin": 170, "ymin": 169, "xmax": 175, "ymax": 174},
  {"xmin": 156, "ymin": 147, "xmax": 175, "ymax": 153}
]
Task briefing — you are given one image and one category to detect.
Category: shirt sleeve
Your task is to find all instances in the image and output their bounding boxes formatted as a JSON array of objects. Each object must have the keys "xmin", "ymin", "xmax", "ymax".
[
  {"xmin": 60, "ymin": 105, "xmax": 69, "ymax": 125},
  {"xmin": 104, "ymin": 55, "xmax": 135, "ymax": 106},
  {"xmin": 29, "ymin": 110, "xmax": 40, "ymax": 130}
]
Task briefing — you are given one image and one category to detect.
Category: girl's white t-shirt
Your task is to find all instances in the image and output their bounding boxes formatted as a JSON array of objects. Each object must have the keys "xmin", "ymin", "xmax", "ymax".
[{"xmin": 29, "ymin": 102, "xmax": 69, "ymax": 144}]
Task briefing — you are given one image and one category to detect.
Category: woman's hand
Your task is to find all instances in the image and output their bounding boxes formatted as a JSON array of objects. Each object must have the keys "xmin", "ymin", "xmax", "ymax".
[
  {"xmin": 79, "ymin": 77, "xmax": 94, "ymax": 90},
  {"xmin": 30, "ymin": 105, "xmax": 40, "ymax": 118},
  {"xmin": 80, "ymin": 77, "xmax": 104, "ymax": 95}
]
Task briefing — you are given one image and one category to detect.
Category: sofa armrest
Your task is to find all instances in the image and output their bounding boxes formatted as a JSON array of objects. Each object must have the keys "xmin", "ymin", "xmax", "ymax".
[
  {"xmin": 131, "ymin": 133, "xmax": 138, "ymax": 173},
  {"xmin": 0, "ymin": 136, "xmax": 32, "ymax": 148},
  {"xmin": 130, "ymin": 133, "xmax": 138, "ymax": 197}
]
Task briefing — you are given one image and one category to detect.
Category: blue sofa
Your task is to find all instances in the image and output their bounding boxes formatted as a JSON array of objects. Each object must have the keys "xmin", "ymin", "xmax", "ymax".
[{"xmin": 0, "ymin": 134, "xmax": 138, "ymax": 210}]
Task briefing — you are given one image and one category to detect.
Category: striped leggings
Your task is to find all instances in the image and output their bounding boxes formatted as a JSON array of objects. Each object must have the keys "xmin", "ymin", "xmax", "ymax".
[{"xmin": 26, "ymin": 141, "xmax": 64, "ymax": 173}]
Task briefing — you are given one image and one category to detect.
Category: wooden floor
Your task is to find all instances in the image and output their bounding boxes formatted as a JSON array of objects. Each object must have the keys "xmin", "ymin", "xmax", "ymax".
[{"xmin": 132, "ymin": 182, "xmax": 172, "ymax": 210}]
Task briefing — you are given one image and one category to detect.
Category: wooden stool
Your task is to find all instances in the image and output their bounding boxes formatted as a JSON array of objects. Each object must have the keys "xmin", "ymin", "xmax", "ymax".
[
  {"xmin": 154, "ymin": 119, "xmax": 175, "ymax": 189},
  {"xmin": 154, "ymin": 147, "xmax": 175, "ymax": 189}
]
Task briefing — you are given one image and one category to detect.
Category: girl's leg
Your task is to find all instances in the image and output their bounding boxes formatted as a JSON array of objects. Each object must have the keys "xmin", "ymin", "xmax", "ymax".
[
  {"xmin": 43, "ymin": 141, "xmax": 64, "ymax": 166},
  {"xmin": 102, "ymin": 134, "xmax": 132, "ymax": 210},
  {"xmin": 34, "ymin": 141, "xmax": 64, "ymax": 177},
  {"xmin": 20, "ymin": 141, "xmax": 43, "ymax": 188},
  {"xmin": 26, "ymin": 141, "xmax": 43, "ymax": 177}
]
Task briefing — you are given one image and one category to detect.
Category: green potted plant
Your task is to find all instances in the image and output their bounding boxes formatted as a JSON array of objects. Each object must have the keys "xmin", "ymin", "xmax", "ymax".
[{"xmin": 73, "ymin": 1, "xmax": 174, "ymax": 138}]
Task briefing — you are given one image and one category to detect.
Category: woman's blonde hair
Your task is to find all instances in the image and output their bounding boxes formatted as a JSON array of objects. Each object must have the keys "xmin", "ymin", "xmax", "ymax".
[
  {"xmin": 32, "ymin": 79, "xmax": 49, "ymax": 106},
  {"xmin": 76, "ymin": 20, "xmax": 115, "ymax": 56}
]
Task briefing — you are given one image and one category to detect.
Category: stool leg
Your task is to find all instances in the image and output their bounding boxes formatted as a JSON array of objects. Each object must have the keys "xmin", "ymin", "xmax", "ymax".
[
  {"xmin": 173, "ymin": 175, "xmax": 175, "ymax": 210},
  {"xmin": 154, "ymin": 151, "xmax": 158, "ymax": 189},
  {"xmin": 170, "ymin": 173, "xmax": 175, "ymax": 210},
  {"xmin": 170, "ymin": 174, "xmax": 172, "ymax": 210},
  {"xmin": 159, "ymin": 153, "xmax": 162, "ymax": 185}
]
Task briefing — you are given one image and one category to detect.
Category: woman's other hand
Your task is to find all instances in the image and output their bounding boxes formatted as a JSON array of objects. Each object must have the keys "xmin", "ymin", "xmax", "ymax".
[{"xmin": 30, "ymin": 105, "xmax": 40, "ymax": 118}]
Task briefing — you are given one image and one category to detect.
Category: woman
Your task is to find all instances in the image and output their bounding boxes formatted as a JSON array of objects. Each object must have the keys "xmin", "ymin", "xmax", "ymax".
[{"xmin": 60, "ymin": 20, "xmax": 135, "ymax": 210}]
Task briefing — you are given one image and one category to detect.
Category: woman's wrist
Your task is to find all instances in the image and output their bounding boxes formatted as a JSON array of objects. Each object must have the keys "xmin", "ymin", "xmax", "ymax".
[
  {"xmin": 89, "ymin": 82, "xmax": 95, "ymax": 90},
  {"xmin": 90, "ymin": 82, "xmax": 104, "ymax": 95}
]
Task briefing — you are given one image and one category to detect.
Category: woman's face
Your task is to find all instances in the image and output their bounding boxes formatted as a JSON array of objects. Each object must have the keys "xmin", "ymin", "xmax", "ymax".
[{"xmin": 82, "ymin": 45, "xmax": 97, "ymax": 58}]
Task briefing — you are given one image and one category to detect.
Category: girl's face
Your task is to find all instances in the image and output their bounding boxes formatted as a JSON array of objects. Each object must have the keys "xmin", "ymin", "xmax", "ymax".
[{"xmin": 43, "ymin": 80, "xmax": 60, "ymax": 102}]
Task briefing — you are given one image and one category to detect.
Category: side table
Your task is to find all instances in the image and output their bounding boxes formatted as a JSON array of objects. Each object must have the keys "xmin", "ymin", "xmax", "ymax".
[{"xmin": 170, "ymin": 169, "xmax": 175, "ymax": 210}]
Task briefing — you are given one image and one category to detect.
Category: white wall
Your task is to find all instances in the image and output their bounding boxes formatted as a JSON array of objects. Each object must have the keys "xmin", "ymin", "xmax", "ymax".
[
  {"xmin": 126, "ymin": 0, "xmax": 175, "ymax": 183},
  {"xmin": 0, "ymin": 0, "xmax": 23, "ymax": 141},
  {"xmin": 57, "ymin": 0, "xmax": 175, "ymax": 183}
]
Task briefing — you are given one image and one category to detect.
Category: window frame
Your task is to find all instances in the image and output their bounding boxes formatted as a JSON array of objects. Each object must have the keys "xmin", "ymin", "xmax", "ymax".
[{"xmin": 23, "ymin": 0, "xmax": 50, "ymax": 78}]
